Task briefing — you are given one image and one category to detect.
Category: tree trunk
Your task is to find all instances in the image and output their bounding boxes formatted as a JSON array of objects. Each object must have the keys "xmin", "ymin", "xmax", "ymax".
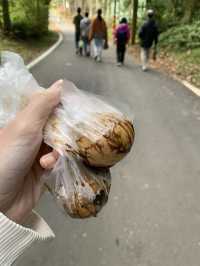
[
  {"xmin": 103, "ymin": 0, "xmax": 108, "ymax": 17},
  {"xmin": 89, "ymin": 0, "xmax": 93, "ymax": 16},
  {"xmin": 108, "ymin": 0, "xmax": 112, "ymax": 18},
  {"xmin": 2, "ymin": 0, "xmax": 11, "ymax": 33},
  {"xmin": 131, "ymin": 0, "xmax": 138, "ymax": 44},
  {"xmin": 63, "ymin": 0, "xmax": 66, "ymax": 11},
  {"xmin": 36, "ymin": 0, "xmax": 40, "ymax": 22},
  {"xmin": 182, "ymin": 0, "xmax": 197, "ymax": 23},
  {"xmin": 113, "ymin": 0, "xmax": 117, "ymax": 28},
  {"xmin": 146, "ymin": 0, "xmax": 151, "ymax": 8}
]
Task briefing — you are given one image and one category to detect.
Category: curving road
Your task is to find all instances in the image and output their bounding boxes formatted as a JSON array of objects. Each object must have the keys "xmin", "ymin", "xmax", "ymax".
[{"xmin": 16, "ymin": 21, "xmax": 200, "ymax": 266}]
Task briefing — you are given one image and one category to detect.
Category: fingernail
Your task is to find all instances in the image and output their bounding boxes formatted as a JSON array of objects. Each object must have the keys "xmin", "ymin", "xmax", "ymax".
[
  {"xmin": 40, "ymin": 154, "xmax": 56, "ymax": 169},
  {"xmin": 57, "ymin": 79, "xmax": 63, "ymax": 84},
  {"xmin": 50, "ymin": 80, "xmax": 63, "ymax": 94},
  {"xmin": 55, "ymin": 79, "xmax": 63, "ymax": 88}
]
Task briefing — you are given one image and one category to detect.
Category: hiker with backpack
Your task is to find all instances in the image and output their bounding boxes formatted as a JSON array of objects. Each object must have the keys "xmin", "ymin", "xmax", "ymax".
[
  {"xmin": 139, "ymin": 9, "xmax": 159, "ymax": 71},
  {"xmin": 114, "ymin": 18, "xmax": 130, "ymax": 66},
  {"xmin": 80, "ymin": 12, "xmax": 91, "ymax": 56}
]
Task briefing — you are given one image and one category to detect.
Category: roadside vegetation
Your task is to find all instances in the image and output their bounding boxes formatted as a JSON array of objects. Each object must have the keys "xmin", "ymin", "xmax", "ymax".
[{"xmin": 0, "ymin": 0, "xmax": 58, "ymax": 63}]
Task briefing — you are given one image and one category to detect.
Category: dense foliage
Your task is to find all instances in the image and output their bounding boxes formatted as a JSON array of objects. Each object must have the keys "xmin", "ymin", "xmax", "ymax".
[
  {"xmin": 159, "ymin": 21, "xmax": 200, "ymax": 50},
  {"xmin": 0, "ymin": 0, "xmax": 51, "ymax": 39}
]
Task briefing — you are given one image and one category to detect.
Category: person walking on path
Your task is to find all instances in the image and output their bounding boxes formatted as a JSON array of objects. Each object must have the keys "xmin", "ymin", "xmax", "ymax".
[
  {"xmin": 139, "ymin": 9, "xmax": 159, "ymax": 71},
  {"xmin": 73, "ymin": 7, "xmax": 83, "ymax": 54},
  {"xmin": 89, "ymin": 9, "xmax": 108, "ymax": 62},
  {"xmin": 114, "ymin": 17, "xmax": 130, "ymax": 66},
  {"xmin": 80, "ymin": 12, "xmax": 91, "ymax": 56}
]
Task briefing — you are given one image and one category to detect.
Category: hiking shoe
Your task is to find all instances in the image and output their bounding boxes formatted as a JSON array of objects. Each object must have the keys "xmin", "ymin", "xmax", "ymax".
[
  {"xmin": 142, "ymin": 65, "xmax": 147, "ymax": 71},
  {"xmin": 97, "ymin": 56, "xmax": 101, "ymax": 62}
]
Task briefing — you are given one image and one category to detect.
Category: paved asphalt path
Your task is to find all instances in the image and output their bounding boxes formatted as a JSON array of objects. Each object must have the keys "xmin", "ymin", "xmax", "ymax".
[{"xmin": 16, "ymin": 22, "xmax": 200, "ymax": 266}]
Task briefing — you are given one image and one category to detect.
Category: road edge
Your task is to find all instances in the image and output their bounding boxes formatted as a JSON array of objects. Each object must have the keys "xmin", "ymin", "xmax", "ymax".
[
  {"xmin": 27, "ymin": 32, "xmax": 63, "ymax": 70},
  {"xmin": 177, "ymin": 79, "xmax": 200, "ymax": 97}
]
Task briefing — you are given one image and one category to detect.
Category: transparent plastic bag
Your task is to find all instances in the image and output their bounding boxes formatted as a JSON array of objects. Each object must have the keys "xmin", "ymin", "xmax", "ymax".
[
  {"xmin": 44, "ymin": 80, "xmax": 135, "ymax": 168},
  {"xmin": 45, "ymin": 154, "xmax": 111, "ymax": 218},
  {"xmin": 0, "ymin": 51, "xmax": 40, "ymax": 127},
  {"xmin": 0, "ymin": 52, "xmax": 134, "ymax": 218}
]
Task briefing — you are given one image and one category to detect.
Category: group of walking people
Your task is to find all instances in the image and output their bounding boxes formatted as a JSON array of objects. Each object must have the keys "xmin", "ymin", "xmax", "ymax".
[
  {"xmin": 73, "ymin": 7, "xmax": 159, "ymax": 70},
  {"xmin": 73, "ymin": 8, "xmax": 108, "ymax": 62}
]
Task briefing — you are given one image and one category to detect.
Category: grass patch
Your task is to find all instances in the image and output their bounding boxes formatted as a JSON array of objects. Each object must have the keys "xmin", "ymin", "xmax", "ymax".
[
  {"xmin": 129, "ymin": 44, "xmax": 200, "ymax": 88},
  {"xmin": 176, "ymin": 48, "xmax": 200, "ymax": 65},
  {"xmin": 0, "ymin": 31, "xmax": 58, "ymax": 64},
  {"xmin": 158, "ymin": 21, "xmax": 200, "ymax": 87},
  {"xmin": 174, "ymin": 48, "xmax": 200, "ymax": 87}
]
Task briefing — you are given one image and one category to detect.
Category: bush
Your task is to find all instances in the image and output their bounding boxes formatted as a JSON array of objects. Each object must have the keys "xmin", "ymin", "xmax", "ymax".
[
  {"xmin": 12, "ymin": 20, "xmax": 48, "ymax": 39},
  {"xmin": 11, "ymin": 0, "xmax": 50, "ymax": 39},
  {"xmin": 159, "ymin": 21, "xmax": 200, "ymax": 50}
]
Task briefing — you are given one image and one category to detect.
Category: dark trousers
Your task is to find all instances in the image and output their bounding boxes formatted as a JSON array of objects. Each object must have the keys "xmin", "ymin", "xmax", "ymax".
[
  {"xmin": 116, "ymin": 43, "xmax": 126, "ymax": 63},
  {"xmin": 75, "ymin": 31, "xmax": 81, "ymax": 50},
  {"xmin": 82, "ymin": 36, "xmax": 90, "ymax": 56}
]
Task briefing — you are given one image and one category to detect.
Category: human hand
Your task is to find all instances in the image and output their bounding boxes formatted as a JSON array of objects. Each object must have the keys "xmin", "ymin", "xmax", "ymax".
[{"xmin": 0, "ymin": 80, "xmax": 63, "ymax": 224}]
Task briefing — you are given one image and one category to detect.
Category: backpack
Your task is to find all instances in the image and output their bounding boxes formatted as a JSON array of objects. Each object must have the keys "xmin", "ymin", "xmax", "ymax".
[{"xmin": 116, "ymin": 28, "xmax": 128, "ymax": 43}]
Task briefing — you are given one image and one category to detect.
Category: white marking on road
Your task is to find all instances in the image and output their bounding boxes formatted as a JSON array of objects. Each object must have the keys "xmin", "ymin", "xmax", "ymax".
[
  {"xmin": 181, "ymin": 80, "xmax": 200, "ymax": 97},
  {"xmin": 27, "ymin": 32, "xmax": 63, "ymax": 70}
]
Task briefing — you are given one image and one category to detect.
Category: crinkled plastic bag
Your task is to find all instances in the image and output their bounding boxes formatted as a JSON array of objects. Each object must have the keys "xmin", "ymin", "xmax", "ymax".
[
  {"xmin": 0, "ymin": 52, "xmax": 134, "ymax": 218},
  {"xmin": 44, "ymin": 80, "xmax": 134, "ymax": 168},
  {"xmin": 0, "ymin": 51, "xmax": 40, "ymax": 127},
  {"xmin": 45, "ymin": 154, "xmax": 111, "ymax": 218}
]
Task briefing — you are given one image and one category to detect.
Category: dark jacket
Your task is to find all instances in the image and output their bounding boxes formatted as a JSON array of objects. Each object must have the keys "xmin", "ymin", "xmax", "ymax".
[
  {"xmin": 139, "ymin": 19, "xmax": 159, "ymax": 48},
  {"xmin": 73, "ymin": 14, "xmax": 83, "ymax": 33}
]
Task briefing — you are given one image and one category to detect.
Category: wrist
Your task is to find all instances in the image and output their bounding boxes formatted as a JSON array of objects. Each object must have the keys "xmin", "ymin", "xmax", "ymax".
[{"xmin": 5, "ymin": 206, "xmax": 30, "ymax": 225}]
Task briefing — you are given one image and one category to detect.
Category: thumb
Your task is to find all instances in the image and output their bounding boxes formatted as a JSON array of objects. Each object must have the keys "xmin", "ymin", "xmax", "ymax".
[{"xmin": 25, "ymin": 79, "xmax": 63, "ymax": 129}]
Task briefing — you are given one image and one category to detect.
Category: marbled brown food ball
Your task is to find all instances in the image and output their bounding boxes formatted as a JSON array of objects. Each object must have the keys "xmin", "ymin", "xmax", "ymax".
[{"xmin": 76, "ymin": 114, "xmax": 135, "ymax": 167}]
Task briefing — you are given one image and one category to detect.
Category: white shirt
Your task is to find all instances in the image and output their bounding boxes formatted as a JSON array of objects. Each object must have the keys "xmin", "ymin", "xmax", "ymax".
[{"xmin": 0, "ymin": 211, "xmax": 55, "ymax": 265}]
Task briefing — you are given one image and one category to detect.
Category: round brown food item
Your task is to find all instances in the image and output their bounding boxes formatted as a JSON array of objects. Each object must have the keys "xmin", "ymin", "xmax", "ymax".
[
  {"xmin": 75, "ymin": 114, "xmax": 135, "ymax": 167},
  {"xmin": 56, "ymin": 159, "xmax": 111, "ymax": 219}
]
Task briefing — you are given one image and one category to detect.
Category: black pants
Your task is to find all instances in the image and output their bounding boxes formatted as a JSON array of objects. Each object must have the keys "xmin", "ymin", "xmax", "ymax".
[
  {"xmin": 82, "ymin": 36, "xmax": 90, "ymax": 56},
  {"xmin": 75, "ymin": 31, "xmax": 81, "ymax": 49},
  {"xmin": 117, "ymin": 43, "xmax": 126, "ymax": 63}
]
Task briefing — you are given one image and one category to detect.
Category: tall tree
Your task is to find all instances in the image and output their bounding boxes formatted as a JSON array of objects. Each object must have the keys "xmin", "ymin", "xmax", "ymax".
[
  {"xmin": 1, "ymin": 0, "xmax": 11, "ymax": 33},
  {"xmin": 103, "ymin": 0, "xmax": 108, "ymax": 18},
  {"xmin": 182, "ymin": 0, "xmax": 198, "ymax": 23},
  {"xmin": 131, "ymin": 0, "xmax": 138, "ymax": 44},
  {"xmin": 113, "ymin": 0, "xmax": 117, "ymax": 28}
]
